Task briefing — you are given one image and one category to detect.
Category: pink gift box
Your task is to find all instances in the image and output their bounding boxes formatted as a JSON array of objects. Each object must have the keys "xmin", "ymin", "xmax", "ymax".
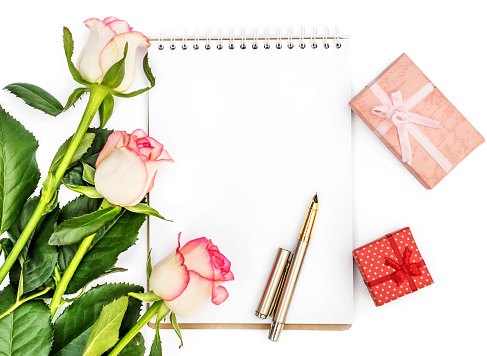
[{"xmin": 349, "ymin": 53, "xmax": 484, "ymax": 189}]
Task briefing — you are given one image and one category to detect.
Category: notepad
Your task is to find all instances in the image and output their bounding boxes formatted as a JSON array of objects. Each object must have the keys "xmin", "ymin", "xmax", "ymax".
[{"xmin": 147, "ymin": 32, "xmax": 353, "ymax": 329}]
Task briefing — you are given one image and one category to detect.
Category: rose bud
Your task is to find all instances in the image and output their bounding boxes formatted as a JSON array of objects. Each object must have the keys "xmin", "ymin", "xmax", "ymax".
[
  {"xmin": 76, "ymin": 17, "xmax": 150, "ymax": 92},
  {"xmin": 94, "ymin": 129, "xmax": 173, "ymax": 206},
  {"xmin": 149, "ymin": 234, "xmax": 234, "ymax": 317}
]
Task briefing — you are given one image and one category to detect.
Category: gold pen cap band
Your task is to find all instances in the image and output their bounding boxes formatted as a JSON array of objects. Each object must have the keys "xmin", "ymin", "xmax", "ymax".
[{"xmin": 255, "ymin": 248, "xmax": 291, "ymax": 319}]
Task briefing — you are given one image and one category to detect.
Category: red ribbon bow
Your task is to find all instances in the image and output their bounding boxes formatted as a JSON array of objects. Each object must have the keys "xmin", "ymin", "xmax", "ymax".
[
  {"xmin": 384, "ymin": 247, "xmax": 423, "ymax": 286},
  {"xmin": 367, "ymin": 245, "xmax": 425, "ymax": 291}
]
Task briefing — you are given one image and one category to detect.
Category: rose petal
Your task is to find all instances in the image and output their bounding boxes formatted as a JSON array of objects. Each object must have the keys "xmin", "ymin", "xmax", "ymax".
[
  {"xmin": 211, "ymin": 283, "xmax": 229, "ymax": 305},
  {"xmin": 141, "ymin": 159, "xmax": 164, "ymax": 193},
  {"xmin": 145, "ymin": 137, "xmax": 164, "ymax": 160},
  {"xmin": 106, "ymin": 19, "xmax": 132, "ymax": 34},
  {"xmin": 77, "ymin": 18, "xmax": 116, "ymax": 84},
  {"xmin": 149, "ymin": 248, "xmax": 190, "ymax": 301},
  {"xmin": 99, "ymin": 31, "xmax": 150, "ymax": 92},
  {"xmin": 95, "ymin": 131, "xmax": 125, "ymax": 168},
  {"xmin": 131, "ymin": 128, "xmax": 148, "ymax": 138},
  {"xmin": 207, "ymin": 240, "xmax": 233, "ymax": 281},
  {"xmin": 164, "ymin": 271, "xmax": 213, "ymax": 317},
  {"xmin": 103, "ymin": 16, "xmax": 119, "ymax": 24},
  {"xmin": 179, "ymin": 238, "xmax": 215, "ymax": 280},
  {"xmin": 146, "ymin": 174, "xmax": 157, "ymax": 193},
  {"xmin": 159, "ymin": 149, "xmax": 174, "ymax": 162},
  {"xmin": 94, "ymin": 147, "xmax": 149, "ymax": 206}
]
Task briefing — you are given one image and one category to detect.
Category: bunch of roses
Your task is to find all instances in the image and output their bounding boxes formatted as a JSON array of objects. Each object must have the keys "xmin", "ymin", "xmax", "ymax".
[{"xmin": 0, "ymin": 17, "xmax": 233, "ymax": 356}]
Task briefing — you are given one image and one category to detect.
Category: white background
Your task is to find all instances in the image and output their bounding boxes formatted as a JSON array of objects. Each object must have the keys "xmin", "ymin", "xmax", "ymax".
[{"xmin": 0, "ymin": 1, "xmax": 486, "ymax": 355}]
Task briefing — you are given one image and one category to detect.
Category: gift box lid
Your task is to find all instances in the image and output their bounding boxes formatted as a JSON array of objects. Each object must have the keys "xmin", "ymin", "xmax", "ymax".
[{"xmin": 349, "ymin": 53, "xmax": 484, "ymax": 189}]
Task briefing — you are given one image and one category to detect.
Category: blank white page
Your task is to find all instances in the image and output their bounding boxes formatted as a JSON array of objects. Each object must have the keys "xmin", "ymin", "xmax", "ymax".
[{"xmin": 148, "ymin": 38, "xmax": 353, "ymax": 327}]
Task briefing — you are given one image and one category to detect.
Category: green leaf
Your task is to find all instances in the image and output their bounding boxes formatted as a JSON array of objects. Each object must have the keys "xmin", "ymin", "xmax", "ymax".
[
  {"xmin": 49, "ymin": 132, "xmax": 96, "ymax": 173},
  {"xmin": 0, "ymin": 105, "xmax": 40, "ymax": 234},
  {"xmin": 149, "ymin": 328, "xmax": 162, "ymax": 356},
  {"xmin": 62, "ymin": 128, "xmax": 113, "ymax": 187},
  {"xmin": 7, "ymin": 197, "xmax": 44, "ymax": 259},
  {"xmin": 80, "ymin": 128, "xmax": 114, "ymax": 167},
  {"xmin": 6, "ymin": 197, "xmax": 58, "ymax": 292},
  {"xmin": 52, "ymin": 283, "xmax": 143, "ymax": 356},
  {"xmin": 64, "ymin": 184, "xmax": 103, "ymax": 199},
  {"xmin": 13, "ymin": 207, "xmax": 59, "ymax": 294},
  {"xmin": 64, "ymin": 87, "xmax": 88, "ymax": 112},
  {"xmin": 128, "ymin": 291, "xmax": 161, "ymax": 303},
  {"xmin": 170, "ymin": 312, "xmax": 183, "ymax": 348},
  {"xmin": 98, "ymin": 93, "xmax": 114, "ymax": 128},
  {"xmin": 65, "ymin": 209, "xmax": 146, "ymax": 295},
  {"xmin": 0, "ymin": 285, "xmax": 16, "ymax": 314},
  {"xmin": 82, "ymin": 296, "xmax": 129, "ymax": 356},
  {"xmin": 4, "ymin": 83, "xmax": 64, "ymax": 116},
  {"xmin": 49, "ymin": 206, "xmax": 121, "ymax": 246},
  {"xmin": 124, "ymin": 203, "xmax": 169, "ymax": 221},
  {"xmin": 57, "ymin": 195, "xmax": 102, "ymax": 272},
  {"xmin": 63, "ymin": 27, "xmax": 89, "ymax": 85},
  {"xmin": 101, "ymin": 43, "xmax": 128, "ymax": 89},
  {"xmin": 0, "ymin": 287, "xmax": 53, "ymax": 356},
  {"xmin": 63, "ymin": 268, "xmax": 128, "ymax": 304},
  {"xmin": 117, "ymin": 332, "xmax": 145, "ymax": 356},
  {"xmin": 82, "ymin": 161, "xmax": 96, "ymax": 185}
]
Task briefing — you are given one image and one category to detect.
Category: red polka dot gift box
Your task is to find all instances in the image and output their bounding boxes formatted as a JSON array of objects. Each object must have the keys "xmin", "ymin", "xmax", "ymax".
[{"xmin": 353, "ymin": 227, "xmax": 433, "ymax": 306}]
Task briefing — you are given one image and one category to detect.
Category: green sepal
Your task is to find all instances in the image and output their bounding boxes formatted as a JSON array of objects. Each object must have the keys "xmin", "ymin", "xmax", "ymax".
[
  {"xmin": 82, "ymin": 161, "xmax": 96, "ymax": 185},
  {"xmin": 63, "ymin": 27, "xmax": 89, "ymax": 85},
  {"xmin": 64, "ymin": 87, "xmax": 88, "ymax": 112},
  {"xmin": 0, "ymin": 105, "xmax": 40, "ymax": 234},
  {"xmin": 170, "ymin": 312, "xmax": 183, "ymax": 348},
  {"xmin": 4, "ymin": 82, "xmax": 64, "ymax": 116},
  {"xmin": 44, "ymin": 188, "xmax": 59, "ymax": 216},
  {"xmin": 82, "ymin": 296, "xmax": 129, "ymax": 356},
  {"xmin": 146, "ymin": 251, "xmax": 152, "ymax": 279},
  {"xmin": 101, "ymin": 43, "xmax": 128, "ymax": 89},
  {"xmin": 50, "ymin": 132, "xmax": 96, "ymax": 173},
  {"xmin": 98, "ymin": 92, "xmax": 114, "ymax": 128},
  {"xmin": 64, "ymin": 184, "xmax": 103, "ymax": 199},
  {"xmin": 112, "ymin": 53, "xmax": 156, "ymax": 98},
  {"xmin": 128, "ymin": 291, "xmax": 161, "ymax": 303},
  {"xmin": 48, "ymin": 206, "xmax": 121, "ymax": 246},
  {"xmin": 124, "ymin": 203, "xmax": 170, "ymax": 221},
  {"xmin": 155, "ymin": 302, "xmax": 169, "ymax": 325},
  {"xmin": 143, "ymin": 53, "xmax": 156, "ymax": 87}
]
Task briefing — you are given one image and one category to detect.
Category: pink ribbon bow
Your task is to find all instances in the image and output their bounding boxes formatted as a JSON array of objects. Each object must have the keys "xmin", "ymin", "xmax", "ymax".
[{"xmin": 368, "ymin": 82, "xmax": 453, "ymax": 173}]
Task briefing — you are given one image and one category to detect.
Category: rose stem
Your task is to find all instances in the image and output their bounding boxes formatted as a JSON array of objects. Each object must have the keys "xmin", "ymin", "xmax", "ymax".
[
  {"xmin": 49, "ymin": 200, "xmax": 117, "ymax": 315},
  {"xmin": 0, "ymin": 85, "xmax": 109, "ymax": 285},
  {"xmin": 108, "ymin": 300, "xmax": 169, "ymax": 356}
]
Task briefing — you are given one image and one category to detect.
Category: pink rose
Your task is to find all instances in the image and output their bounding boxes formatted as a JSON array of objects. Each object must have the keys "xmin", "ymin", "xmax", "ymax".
[
  {"xmin": 149, "ymin": 233, "xmax": 234, "ymax": 317},
  {"xmin": 94, "ymin": 129, "xmax": 173, "ymax": 206},
  {"xmin": 76, "ymin": 17, "xmax": 150, "ymax": 92}
]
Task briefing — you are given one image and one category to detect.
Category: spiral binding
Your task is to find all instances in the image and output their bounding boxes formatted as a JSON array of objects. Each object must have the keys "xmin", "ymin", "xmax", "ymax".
[{"xmin": 154, "ymin": 27, "xmax": 344, "ymax": 50}]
